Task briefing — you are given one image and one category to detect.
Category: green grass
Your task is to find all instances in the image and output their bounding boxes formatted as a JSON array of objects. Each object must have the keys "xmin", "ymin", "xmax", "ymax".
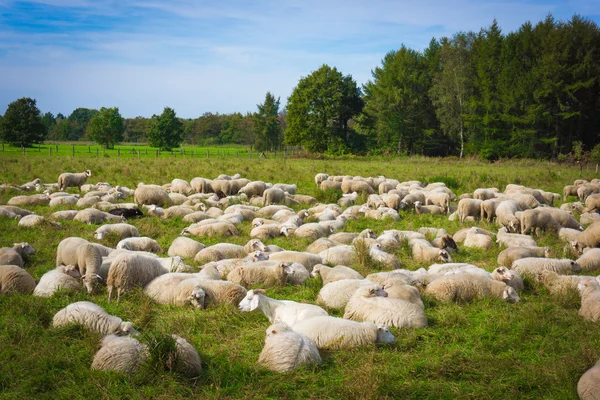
[{"xmin": 0, "ymin": 155, "xmax": 599, "ymax": 399}]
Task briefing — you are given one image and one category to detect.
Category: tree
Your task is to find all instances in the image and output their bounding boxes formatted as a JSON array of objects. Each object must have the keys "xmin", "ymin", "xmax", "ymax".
[
  {"xmin": 148, "ymin": 107, "xmax": 184, "ymax": 151},
  {"xmin": 68, "ymin": 108, "xmax": 98, "ymax": 140},
  {"xmin": 86, "ymin": 107, "xmax": 125, "ymax": 149},
  {"xmin": 41, "ymin": 111, "xmax": 56, "ymax": 131},
  {"xmin": 254, "ymin": 92, "xmax": 282, "ymax": 151},
  {"xmin": 285, "ymin": 64, "xmax": 363, "ymax": 154},
  {"xmin": 0, "ymin": 97, "xmax": 47, "ymax": 147}
]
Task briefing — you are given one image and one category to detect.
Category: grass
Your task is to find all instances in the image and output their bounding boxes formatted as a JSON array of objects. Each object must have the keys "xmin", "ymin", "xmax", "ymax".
[{"xmin": 0, "ymin": 154, "xmax": 599, "ymax": 399}]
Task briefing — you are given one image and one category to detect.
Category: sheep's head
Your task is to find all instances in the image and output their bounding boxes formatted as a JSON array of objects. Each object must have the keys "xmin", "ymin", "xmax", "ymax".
[
  {"xmin": 85, "ymin": 170, "xmax": 92, "ymax": 177},
  {"xmin": 16, "ymin": 242, "xmax": 35, "ymax": 256},
  {"xmin": 118, "ymin": 321, "xmax": 138, "ymax": 336},
  {"xmin": 280, "ymin": 226, "xmax": 291, "ymax": 236},
  {"xmin": 248, "ymin": 239, "xmax": 267, "ymax": 252},
  {"xmin": 508, "ymin": 220, "xmax": 520, "ymax": 233},
  {"xmin": 376, "ymin": 325, "xmax": 396, "ymax": 344},
  {"xmin": 63, "ymin": 265, "xmax": 81, "ymax": 278},
  {"xmin": 238, "ymin": 289, "xmax": 265, "ymax": 312},
  {"xmin": 366, "ymin": 284, "xmax": 387, "ymax": 298},
  {"xmin": 251, "ymin": 251, "xmax": 269, "ymax": 262},
  {"xmin": 439, "ymin": 250, "xmax": 452, "ymax": 263},
  {"xmin": 310, "ymin": 264, "xmax": 322, "ymax": 278},
  {"xmin": 571, "ymin": 261, "xmax": 582, "ymax": 273},
  {"xmin": 493, "ymin": 267, "xmax": 513, "ymax": 282},
  {"xmin": 188, "ymin": 286, "xmax": 206, "ymax": 309},
  {"xmin": 181, "ymin": 228, "xmax": 191, "ymax": 236},
  {"xmin": 502, "ymin": 286, "xmax": 520, "ymax": 303}
]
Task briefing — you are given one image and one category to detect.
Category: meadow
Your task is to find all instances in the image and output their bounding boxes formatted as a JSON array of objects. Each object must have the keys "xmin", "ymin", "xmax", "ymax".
[{"xmin": 0, "ymin": 154, "xmax": 599, "ymax": 400}]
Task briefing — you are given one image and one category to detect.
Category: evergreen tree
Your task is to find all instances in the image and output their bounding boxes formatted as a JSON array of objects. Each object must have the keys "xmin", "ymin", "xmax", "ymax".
[{"xmin": 254, "ymin": 92, "xmax": 282, "ymax": 151}]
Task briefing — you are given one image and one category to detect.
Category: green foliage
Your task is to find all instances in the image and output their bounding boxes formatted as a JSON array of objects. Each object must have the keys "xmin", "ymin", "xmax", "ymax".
[
  {"xmin": 148, "ymin": 107, "xmax": 184, "ymax": 151},
  {"xmin": 253, "ymin": 92, "xmax": 282, "ymax": 152},
  {"xmin": 0, "ymin": 97, "xmax": 47, "ymax": 147},
  {"xmin": 590, "ymin": 143, "xmax": 600, "ymax": 162},
  {"xmin": 86, "ymin": 107, "xmax": 125, "ymax": 149},
  {"xmin": 67, "ymin": 107, "xmax": 98, "ymax": 140}
]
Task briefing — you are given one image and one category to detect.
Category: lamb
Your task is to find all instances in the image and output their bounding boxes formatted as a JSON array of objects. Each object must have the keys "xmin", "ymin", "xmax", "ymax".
[
  {"xmin": 194, "ymin": 243, "xmax": 248, "ymax": 263},
  {"xmin": 578, "ymin": 358, "xmax": 600, "ymax": 400},
  {"xmin": 0, "ymin": 265, "xmax": 36, "ymax": 294},
  {"xmin": 257, "ymin": 323, "xmax": 321, "ymax": 373},
  {"xmin": 91, "ymin": 334, "xmax": 149, "ymax": 374},
  {"xmin": 143, "ymin": 274, "xmax": 206, "ymax": 308},
  {"xmin": 409, "ymin": 238, "xmax": 452, "ymax": 263},
  {"xmin": 182, "ymin": 221, "xmax": 239, "ymax": 237},
  {"xmin": 578, "ymin": 279, "xmax": 600, "ymax": 322},
  {"xmin": 511, "ymin": 257, "xmax": 582, "ymax": 280},
  {"xmin": 463, "ymin": 230, "xmax": 494, "ymax": 251},
  {"xmin": 519, "ymin": 209, "xmax": 561, "ymax": 235},
  {"xmin": 474, "ymin": 188, "xmax": 498, "ymax": 201},
  {"xmin": 263, "ymin": 187, "xmax": 286, "ymax": 205},
  {"xmin": 33, "ymin": 265, "xmax": 82, "ymax": 297},
  {"xmin": 238, "ymin": 289, "xmax": 328, "ymax": 326},
  {"xmin": 55, "ymin": 237, "xmax": 103, "ymax": 293},
  {"xmin": 94, "ymin": 223, "xmax": 140, "ymax": 240},
  {"xmin": 310, "ymin": 264, "xmax": 363, "ymax": 285},
  {"xmin": 107, "ymin": 253, "xmax": 168, "ymax": 302},
  {"xmin": 581, "ymin": 213, "xmax": 600, "ymax": 226},
  {"xmin": 572, "ymin": 221, "xmax": 600, "ymax": 254},
  {"xmin": 74, "ymin": 208, "xmax": 124, "ymax": 224},
  {"xmin": 134, "ymin": 184, "xmax": 174, "ymax": 207},
  {"xmin": 227, "ymin": 262, "xmax": 294, "ymax": 288},
  {"xmin": 116, "ymin": 237, "xmax": 162, "ymax": 253},
  {"xmin": 0, "ymin": 242, "xmax": 35, "ymax": 267},
  {"xmin": 425, "ymin": 191, "xmax": 451, "ymax": 212},
  {"xmin": 344, "ymin": 284, "xmax": 428, "ymax": 328},
  {"xmin": 57, "ymin": 170, "xmax": 91, "ymax": 191},
  {"xmin": 577, "ymin": 249, "xmax": 600, "ymax": 273},
  {"xmin": 166, "ymin": 335, "xmax": 203, "ymax": 378},
  {"xmin": 497, "ymin": 246, "xmax": 554, "ymax": 267},
  {"xmin": 168, "ymin": 237, "xmax": 205, "ymax": 259},
  {"xmin": 53, "ymin": 301, "xmax": 137, "ymax": 335},
  {"xmin": 7, "ymin": 194, "xmax": 51, "ymax": 206},
  {"xmin": 457, "ymin": 198, "xmax": 483, "ymax": 222},
  {"xmin": 424, "ymin": 274, "xmax": 520, "ymax": 303}
]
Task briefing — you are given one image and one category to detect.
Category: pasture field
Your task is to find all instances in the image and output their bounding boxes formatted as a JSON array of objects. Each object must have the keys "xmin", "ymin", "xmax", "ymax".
[{"xmin": 0, "ymin": 155, "xmax": 599, "ymax": 400}]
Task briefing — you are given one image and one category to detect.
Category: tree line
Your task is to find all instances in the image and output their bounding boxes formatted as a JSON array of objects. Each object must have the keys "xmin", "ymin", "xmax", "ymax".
[{"xmin": 1, "ymin": 14, "xmax": 599, "ymax": 159}]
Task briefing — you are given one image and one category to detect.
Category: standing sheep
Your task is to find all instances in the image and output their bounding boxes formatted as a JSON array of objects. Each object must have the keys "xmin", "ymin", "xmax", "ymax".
[
  {"xmin": 424, "ymin": 274, "xmax": 520, "ymax": 303},
  {"xmin": 263, "ymin": 187, "xmax": 286, "ymax": 205},
  {"xmin": 572, "ymin": 221, "xmax": 600, "ymax": 254},
  {"xmin": 0, "ymin": 242, "xmax": 35, "ymax": 267},
  {"xmin": 53, "ymin": 301, "xmax": 137, "ymax": 335},
  {"xmin": 33, "ymin": 265, "xmax": 82, "ymax": 297},
  {"xmin": 0, "ymin": 265, "xmax": 36, "ymax": 294},
  {"xmin": 168, "ymin": 335, "xmax": 203, "ymax": 379},
  {"xmin": 457, "ymin": 198, "xmax": 483, "ymax": 222},
  {"xmin": 134, "ymin": 184, "xmax": 174, "ymax": 207},
  {"xmin": 107, "ymin": 253, "xmax": 167, "ymax": 302},
  {"xmin": 91, "ymin": 334, "xmax": 149, "ymax": 374},
  {"xmin": 56, "ymin": 238, "xmax": 103, "ymax": 294},
  {"xmin": 257, "ymin": 323, "xmax": 322, "ymax": 373},
  {"xmin": 57, "ymin": 170, "xmax": 92, "ymax": 191},
  {"xmin": 519, "ymin": 209, "xmax": 561, "ymax": 235}
]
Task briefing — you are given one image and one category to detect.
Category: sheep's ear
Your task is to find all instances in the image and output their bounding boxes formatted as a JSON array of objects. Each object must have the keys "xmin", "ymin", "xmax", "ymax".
[
  {"xmin": 270, "ymin": 329, "xmax": 277, "ymax": 335},
  {"xmin": 249, "ymin": 294, "xmax": 260, "ymax": 310},
  {"xmin": 369, "ymin": 288, "xmax": 376, "ymax": 295},
  {"xmin": 254, "ymin": 288, "xmax": 266, "ymax": 294}
]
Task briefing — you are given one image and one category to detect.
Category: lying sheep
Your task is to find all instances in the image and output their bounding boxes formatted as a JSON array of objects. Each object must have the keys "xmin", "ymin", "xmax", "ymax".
[
  {"xmin": 578, "ymin": 279, "xmax": 600, "ymax": 322},
  {"xmin": 497, "ymin": 246, "xmax": 554, "ymax": 267},
  {"xmin": 463, "ymin": 230, "xmax": 494, "ymax": 251},
  {"xmin": 511, "ymin": 258, "xmax": 581, "ymax": 280},
  {"xmin": 344, "ymin": 284, "xmax": 428, "ymax": 328},
  {"xmin": 95, "ymin": 223, "xmax": 140, "ymax": 240},
  {"xmin": 161, "ymin": 206, "xmax": 195, "ymax": 219},
  {"xmin": 0, "ymin": 205, "xmax": 34, "ymax": 218},
  {"xmin": 53, "ymin": 301, "xmax": 137, "ymax": 335},
  {"xmin": 316, "ymin": 279, "xmax": 371, "ymax": 310},
  {"xmin": 257, "ymin": 323, "xmax": 321, "ymax": 373},
  {"xmin": 50, "ymin": 210, "xmax": 79, "ymax": 221},
  {"xmin": 414, "ymin": 201, "xmax": 444, "ymax": 215},
  {"xmin": 194, "ymin": 243, "xmax": 248, "ymax": 264},
  {"xmin": 107, "ymin": 253, "xmax": 167, "ymax": 302},
  {"xmin": 0, "ymin": 242, "xmax": 35, "ymax": 267},
  {"xmin": 306, "ymin": 238, "xmax": 340, "ymax": 254},
  {"xmin": 134, "ymin": 184, "xmax": 174, "ymax": 207},
  {"xmin": 18, "ymin": 215, "xmax": 60, "ymax": 228},
  {"xmin": 7, "ymin": 194, "xmax": 51, "ymax": 207},
  {"xmin": 496, "ymin": 227, "xmax": 537, "ymax": 248},
  {"xmin": 424, "ymin": 274, "xmax": 520, "ymax": 303},
  {"xmin": 263, "ymin": 187, "xmax": 286, "ymax": 205},
  {"xmin": 577, "ymin": 249, "xmax": 600, "ymax": 273},
  {"xmin": 0, "ymin": 207, "xmax": 20, "ymax": 220},
  {"xmin": 409, "ymin": 238, "xmax": 452, "ymax": 263},
  {"xmin": 310, "ymin": 264, "xmax": 363, "ymax": 285},
  {"xmin": 572, "ymin": 221, "xmax": 600, "ymax": 254},
  {"xmin": 239, "ymin": 289, "xmax": 328, "ymax": 326},
  {"xmin": 58, "ymin": 170, "xmax": 91, "ymax": 191},
  {"xmin": 91, "ymin": 334, "xmax": 149, "ymax": 374},
  {"xmin": 74, "ymin": 208, "xmax": 124, "ymax": 224},
  {"xmin": 182, "ymin": 221, "xmax": 238, "ymax": 237},
  {"xmin": 0, "ymin": 265, "xmax": 36, "ymax": 294},
  {"xmin": 538, "ymin": 270, "xmax": 582, "ymax": 295},
  {"xmin": 267, "ymin": 251, "xmax": 323, "ymax": 270},
  {"xmin": 581, "ymin": 212, "xmax": 600, "ymax": 226},
  {"xmin": 168, "ymin": 237, "xmax": 205, "ymax": 259},
  {"xmin": 166, "ymin": 335, "xmax": 203, "ymax": 379},
  {"xmin": 33, "ymin": 265, "xmax": 82, "ymax": 297},
  {"xmin": 227, "ymin": 262, "xmax": 293, "ymax": 288},
  {"xmin": 170, "ymin": 179, "xmax": 194, "ymax": 195},
  {"xmin": 369, "ymin": 244, "xmax": 401, "ymax": 269},
  {"xmin": 292, "ymin": 316, "xmax": 395, "ymax": 350},
  {"xmin": 144, "ymin": 274, "xmax": 206, "ymax": 308},
  {"xmin": 341, "ymin": 180, "xmax": 375, "ymax": 195},
  {"xmin": 116, "ymin": 237, "xmax": 162, "ymax": 253},
  {"xmin": 578, "ymin": 358, "xmax": 600, "ymax": 400}
]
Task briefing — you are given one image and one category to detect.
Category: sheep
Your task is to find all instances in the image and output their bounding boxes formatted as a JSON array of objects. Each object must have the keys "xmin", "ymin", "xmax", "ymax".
[
  {"xmin": 578, "ymin": 358, "xmax": 600, "ymax": 400},
  {"xmin": 107, "ymin": 208, "xmax": 144, "ymax": 220},
  {"xmin": 53, "ymin": 301, "xmax": 137, "ymax": 335},
  {"xmin": 33, "ymin": 265, "xmax": 82, "ymax": 297},
  {"xmin": 227, "ymin": 262, "xmax": 294, "ymax": 288},
  {"xmin": 318, "ymin": 246, "xmax": 357, "ymax": 267},
  {"xmin": 8, "ymin": 193, "xmax": 51, "ymax": 206},
  {"xmin": 56, "ymin": 238, "xmax": 104, "ymax": 293},
  {"xmin": 572, "ymin": 221, "xmax": 600, "ymax": 254},
  {"xmin": 474, "ymin": 188, "xmax": 498, "ymax": 201},
  {"xmin": 107, "ymin": 253, "xmax": 167, "ymax": 302},
  {"xmin": 238, "ymin": 289, "xmax": 328, "ymax": 326},
  {"xmin": 116, "ymin": 237, "xmax": 162, "ymax": 253},
  {"xmin": 453, "ymin": 227, "xmax": 491, "ymax": 243},
  {"xmin": 0, "ymin": 242, "xmax": 35, "ymax": 267},
  {"xmin": 314, "ymin": 173, "xmax": 329, "ymax": 187},
  {"xmin": 463, "ymin": 230, "xmax": 494, "ymax": 251},
  {"xmin": 169, "ymin": 178, "xmax": 194, "ymax": 195},
  {"xmin": 262, "ymin": 187, "xmax": 286, "ymax": 205},
  {"xmin": 537, "ymin": 270, "xmax": 582, "ymax": 295},
  {"xmin": 18, "ymin": 214, "xmax": 60, "ymax": 228},
  {"xmin": 496, "ymin": 227, "xmax": 537, "ymax": 248},
  {"xmin": 267, "ymin": 251, "xmax": 323, "ymax": 270},
  {"xmin": 134, "ymin": 184, "xmax": 174, "ymax": 207},
  {"xmin": 559, "ymin": 227, "xmax": 584, "ymax": 244},
  {"xmin": 74, "ymin": 208, "xmax": 125, "ymax": 224},
  {"xmin": 143, "ymin": 274, "xmax": 206, "ymax": 308},
  {"xmin": 431, "ymin": 234, "xmax": 458, "ymax": 253},
  {"xmin": 344, "ymin": 284, "xmax": 428, "ymax": 328},
  {"xmin": 57, "ymin": 170, "xmax": 91, "ymax": 191},
  {"xmin": 91, "ymin": 334, "xmax": 149, "ymax": 374},
  {"xmin": 576, "ymin": 248, "xmax": 600, "ymax": 273},
  {"xmin": 578, "ymin": 279, "xmax": 600, "ymax": 322},
  {"xmin": 457, "ymin": 198, "xmax": 483, "ymax": 222},
  {"xmin": 581, "ymin": 213, "xmax": 600, "ymax": 226},
  {"xmin": 0, "ymin": 205, "xmax": 35, "ymax": 216},
  {"xmin": 49, "ymin": 195, "xmax": 79, "ymax": 207},
  {"xmin": 585, "ymin": 194, "xmax": 600, "ymax": 213},
  {"xmin": 341, "ymin": 180, "xmax": 375, "ymax": 195},
  {"xmin": 511, "ymin": 257, "xmax": 582, "ymax": 280},
  {"xmin": 257, "ymin": 323, "xmax": 321, "ymax": 373},
  {"xmin": 194, "ymin": 243, "xmax": 248, "ymax": 264},
  {"xmin": 168, "ymin": 237, "xmax": 205, "ymax": 259},
  {"xmin": 250, "ymin": 223, "xmax": 283, "ymax": 240},
  {"xmin": 94, "ymin": 223, "xmax": 140, "ymax": 240},
  {"xmin": 425, "ymin": 191, "xmax": 451, "ymax": 212},
  {"xmin": 0, "ymin": 265, "xmax": 36, "ymax": 294},
  {"xmin": 182, "ymin": 221, "xmax": 238, "ymax": 237},
  {"xmin": 409, "ymin": 238, "xmax": 452, "ymax": 263},
  {"xmin": 50, "ymin": 210, "xmax": 79, "ymax": 221},
  {"xmin": 497, "ymin": 246, "xmax": 554, "ymax": 267},
  {"xmin": 424, "ymin": 274, "xmax": 520, "ymax": 303},
  {"xmin": 273, "ymin": 183, "xmax": 297, "ymax": 195},
  {"xmin": 564, "ymin": 184, "xmax": 579, "ymax": 200},
  {"xmin": 519, "ymin": 209, "xmax": 561, "ymax": 235},
  {"xmin": 292, "ymin": 316, "xmax": 395, "ymax": 350},
  {"xmin": 414, "ymin": 201, "xmax": 444, "ymax": 215},
  {"xmin": 542, "ymin": 208, "xmax": 584, "ymax": 231},
  {"xmin": 190, "ymin": 177, "xmax": 212, "ymax": 193},
  {"xmin": 495, "ymin": 200, "xmax": 522, "ymax": 233},
  {"xmin": 310, "ymin": 264, "xmax": 363, "ymax": 285}
]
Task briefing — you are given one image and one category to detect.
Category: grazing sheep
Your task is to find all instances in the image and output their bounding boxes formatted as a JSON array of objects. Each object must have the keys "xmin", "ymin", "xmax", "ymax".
[
  {"xmin": 94, "ymin": 223, "xmax": 140, "ymax": 240},
  {"xmin": 257, "ymin": 323, "xmax": 321, "ymax": 373},
  {"xmin": 314, "ymin": 173, "xmax": 329, "ymax": 187},
  {"xmin": 0, "ymin": 242, "xmax": 35, "ymax": 267},
  {"xmin": 107, "ymin": 253, "xmax": 167, "ymax": 302},
  {"xmin": 578, "ymin": 358, "xmax": 600, "ymax": 400},
  {"xmin": 263, "ymin": 187, "xmax": 286, "ymax": 205},
  {"xmin": 227, "ymin": 262, "xmax": 293, "ymax": 288},
  {"xmin": 74, "ymin": 208, "xmax": 124, "ymax": 224},
  {"xmin": 134, "ymin": 184, "xmax": 174, "ymax": 207},
  {"xmin": 320, "ymin": 180, "xmax": 342, "ymax": 191},
  {"xmin": 474, "ymin": 188, "xmax": 498, "ymax": 201},
  {"xmin": 56, "ymin": 238, "xmax": 103, "ymax": 293},
  {"xmin": 0, "ymin": 265, "xmax": 36, "ymax": 294},
  {"xmin": 170, "ymin": 179, "xmax": 194, "ymax": 195},
  {"xmin": 168, "ymin": 237, "xmax": 205, "ymax": 259},
  {"xmin": 578, "ymin": 279, "xmax": 600, "ymax": 322},
  {"xmin": 572, "ymin": 221, "xmax": 600, "ymax": 254},
  {"xmin": 511, "ymin": 258, "xmax": 582, "ymax": 279},
  {"xmin": 7, "ymin": 194, "xmax": 51, "ymax": 207},
  {"xmin": 239, "ymin": 289, "xmax": 328, "ymax": 326},
  {"xmin": 424, "ymin": 274, "xmax": 520, "ymax": 303},
  {"xmin": 497, "ymin": 246, "xmax": 554, "ymax": 267},
  {"xmin": 344, "ymin": 284, "xmax": 428, "ymax": 328},
  {"xmin": 463, "ymin": 230, "xmax": 494, "ymax": 251},
  {"xmin": 273, "ymin": 183, "xmax": 297, "ymax": 195},
  {"xmin": 91, "ymin": 334, "xmax": 149, "ymax": 374},
  {"xmin": 457, "ymin": 198, "xmax": 483, "ymax": 222},
  {"xmin": 33, "ymin": 265, "xmax": 82, "ymax": 297},
  {"xmin": 57, "ymin": 170, "xmax": 91, "ymax": 191},
  {"xmin": 519, "ymin": 209, "xmax": 561, "ymax": 235},
  {"xmin": 310, "ymin": 264, "xmax": 363, "ymax": 285},
  {"xmin": 495, "ymin": 200, "xmax": 522, "ymax": 233},
  {"xmin": 409, "ymin": 238, "xmax": 452, "ymax": 263},
  {"xmin": 341, "ymin": 180, "xmax": 375, "ymax": 195},
  {"xmin": 581, "ymin": 213, "xmax": 600, "ymax": 226},
  {"xmin": 53, "ymin": 301, "xmax": 137, "ymax": 335},
  {"xmin": 116, "ymin": 237, "xmax": 162, "ymax": 253},
  {"xmin": 577, "ymin": 249, "xmax": 600, "ymax": 273},
  {"xmin": 143, "ymin": 274, "xmax": 206, "ymax": 308},
  {"xmin": 480, "ymin": 198, "xmax": 502, "ymax": 222}
]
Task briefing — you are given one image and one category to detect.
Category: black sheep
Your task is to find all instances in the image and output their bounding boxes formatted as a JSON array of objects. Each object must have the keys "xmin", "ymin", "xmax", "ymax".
[{"xmin": 108, "ymin": 208, "xmax": 143, "ymax": 219}]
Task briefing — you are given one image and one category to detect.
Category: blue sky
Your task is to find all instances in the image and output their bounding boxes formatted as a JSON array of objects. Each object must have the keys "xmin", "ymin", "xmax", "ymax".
[{"xmin": 0, "ymin": 0, "xmax": 599, "ymax": 118}]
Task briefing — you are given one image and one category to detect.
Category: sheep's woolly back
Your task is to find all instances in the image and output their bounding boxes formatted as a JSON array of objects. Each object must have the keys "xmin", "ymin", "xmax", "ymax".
[
  {"xmin": 134, "ymin": 185, "xmax": 173, "ymax": 207},
  {"xmin": 195, "ymin": 279, "xmax": 247, "ymax": 306},
  {"xmin": 91, "ymin": 335, "xmax": 149, "ymax": 373},
  {"xmin": 578, "ymin": 359, "xmax": 600, "ymax": 400},
  {"xmin": 34, "ymin": 266, "xmax": 82, "ymax": 297},
  {"xmin": 168, "ymin": 237, "xmax": 205, "ymax": 259},
  {"xmin": 577, "ymin": 249, "xmax": 600, "ymax": 273},
  {"xmin": 497, "ymin": 246, "xmax": 551, "ymax": 268},
  {"xmin": 143, "ymin": 274, "xmax": 205, "ymax": 308},
  {"xmin": 107, "ymin": 253, "xmax": 166, "ymax": 301},
  {"xmin": 52, "ymin": 301, "xmax": 135, "ymax": 335},
  {"xmin": 316, "ymin": 279, "xmax": 370, "ymax": 309},
  {"xmin": 512, "ymin": 258, "xmax": 580, "ymax": 280},
  {"xmin": 424, "ymin": 274, "xmax": 519, "ymax": 303},
  {"xmin": 227, "ymin": 263, "xmax": 289, "ymax": 288},
  {"xmin": 538, "ymin": 271, "xmax": 581, "ymax": 295},
  {"xmin": 169, "ymin": 335, "xmax": 202, "ymax": 378},
  {"xmin": 0, "ymin": 265, "xmax": 36, "ymax": 294},
  {"xmin": 257, "ymin": 324, "xmax": 321, "ymax": 373},
  {"xmin": 312, "ymin": 264, "xmax": 363, "ymax": 285},
  {"xmin": 579, "ymin": 280, "xmax": 600, "ymax": 322},
  {"xmin": 292, "ymin": 316, "xmax": 388, "ymax": 349}
]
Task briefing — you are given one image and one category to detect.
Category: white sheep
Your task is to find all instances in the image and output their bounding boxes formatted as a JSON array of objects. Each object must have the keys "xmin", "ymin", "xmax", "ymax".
[
  {"xmin": 182, "ymin": 221, "xmax": 239, "ymax": 237},
  {"xmin": 511, "ymin": 257, "xmax": 582, "ymax": 279},
  {"xmin": 53, "ymin": 301, "xmax": 137, "ymax": 335},
  {"xmin": 238, "ymin": 289, "xmax": 328, "ymax": 326},
  {"xmin": 57, "ymin": 170, "xmax": 91, "ymax": 191},
  {"xmin": 424, "ymin": 274, "xmax": 520, "ymax": 303},
  {"xmin": 170, "ymin": 178, "xmax": 194, "ymax": 195},
  {"xmin": 344, "ymin": 284, "xmax": 428, "ymax": 328},
  {"xmin": 33, "ymin": 265, "xmax": 82, "ymax": 297},
  {"xmin": 227, "ymin": 262, "xmax": 293, "ymax": 288},
  {"xmin": 457, "ymin": 198, "xmax": 482, "ymax": 222},
  {"xmin": 577, "ymin": 249, "xmax": 600, "ymax": 273},
  {"xmin": 409, "ymin": 238, "xmax": 452, "ymax": 263},
  {"xmin": 306, "ymin": 238, "xmax": 340, "ymax": 254},
  {"xmin": 318, "ymin": 245, "xmax": 357, "ymax": 267},
  {"xmin": 496, "ymin": 227, "xmax": 537, "ymax": 248},
  {"xmin": 578, "ymin": 358, "xmax": 600, "ymax": 399},
  {"xmin": 167, "ymin": 335, "xmax": 203, "ymax": 378},
  {"xmin": 0, "ymin": 265, "xmax": 36, "ymax": 294},
  {"xmin": 316, "ymin": 279, "xmax": 372, "ymax": 309},
  {"xmin": 538, "ymin": 270, "xmax": 583, "ymax": 295},
  {"xmin": 74, "ymin": 208, "xmax": 124, "ymax": 224},
  {"xmin": 106, "ymin": 253, "xmax": 167, "ymax": 302},
  {"xmin": 267, "ymin": 251, "xmax": 323, "ymax": 270},
  {"xmin": 495, "ymin": 200, "xmax": 522, "ymax": 233},
  {"xmin": 7, "ymin": 193, "xmax": 51, "ymax": 207},
  {"xmin": 414, "ymin": 201, "xmax": 444, "ymax": 215},
  {"xmin": 263, "ymin": 187, "xmax": 286, "ymax": 205},
  {"xmin": 519, "ymin": 208, "xmax": 561, "ymax": 235},
  {"xmin": 167, "ymin": 236, "xmax": 205, "ymax": 259},
  {"xmin": 134, "ymin": 184, "xmax": 174, "ymax": 207},
  {"xmin": 463, "ymin": 230, "xmax": 494, "ymax": 251},
  {"xmin": 286, "ymin": 223, "xmax": 333, "ymax": 240},
  {"xmin": 56, "ymin": 237, "xmax": 104, "ymax": 293},
  {"xmin": 143, "ymin": 274, "xmax": 206, "ymax": 308},
  {"xmin": 572, "ymin": 221, "xmax": 600, "ymax": 254},
  {"xmin": 292, "ymin": 316, "xmax": 395, "ymax": 350},
  {"xmin": 497, "ymin": 246, "xmax": 554, "ymax": 267},
  {"xmin": 91, "ymin": 334, "xmax": 149, "ymax": 374},
  {"xmin": 310, "ymin": 264, "xmax": 363, "ymax": 285},
  {"xmin": 578, "ymin": 279, "xmax": 600, "ymax": 322},
  {"xmin": 94, "ymin": 223, "xmax": 140, "ymax": 240},
  {"xmin": 257, "ymin": 323, "xmax": 321, "ymax": 373},
  {"xmin": 116, "ymin": 237, "xmax": 162, "ymax": 253},
  {"xmin": 0, "ymin": 242, "xmax": 35, "ymax": 267}
]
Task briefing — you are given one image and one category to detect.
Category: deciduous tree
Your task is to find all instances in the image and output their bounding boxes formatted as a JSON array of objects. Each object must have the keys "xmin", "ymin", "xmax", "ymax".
[
  {"xmin": 148, "ymin": 107, "xmax": 183, "ymax": 151},
  {"xmin": 0, "ymin": 97, "xmax": 47, "ymax": 147},
  {"xmin": 86, "ymin": 107, "xmax": 125, "ymax": 149}
]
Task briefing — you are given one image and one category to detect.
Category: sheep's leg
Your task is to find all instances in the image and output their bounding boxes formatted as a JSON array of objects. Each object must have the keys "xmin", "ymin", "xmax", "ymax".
[{"xmin": 107, "ymin": 286, "xmax": 113, "ymax": 303}]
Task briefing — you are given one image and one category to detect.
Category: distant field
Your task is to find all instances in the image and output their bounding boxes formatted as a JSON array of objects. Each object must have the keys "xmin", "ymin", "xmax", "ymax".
[{"xmin": 0, "ymin": 155, "xmax": 599, "ymax": 399}]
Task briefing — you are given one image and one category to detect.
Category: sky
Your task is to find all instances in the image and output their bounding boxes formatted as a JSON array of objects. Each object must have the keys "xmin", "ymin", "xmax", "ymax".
[{"xmin": 0, "ymin": 0, "xmax": 599, "ymax": 119}]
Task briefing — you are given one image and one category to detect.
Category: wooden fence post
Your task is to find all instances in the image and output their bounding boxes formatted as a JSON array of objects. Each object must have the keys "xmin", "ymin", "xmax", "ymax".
[
  {"xmin": 156, "ymin": 150, "xmax": 159, "ymax": 158},
  {"xmin": 206, "ymin": 150, "xmax": 209, "ymax": 158},
  {"xmin": 49, "ymin": 148, "xmax": 52, "ymax": 156},
  {"xmin": 88, "ymin": 146, "xmax": 91, "ymax": 153},
  {"xmin": 118, "ymin": 148, "xmax": 120, "ymax": 157},
  {"xmin": 96, "ymin": 149, "xmax": 99, "ymax": 157},
  {"xmin": 22, "ymin": 146, "xmax": 25, "ymax": 156},
  {"xmin": 137, "ymin": 150, "xmax": 140, "ymax": 159},
  {"xmin": 72, "ymin": 145, "xmax": 74, "ymax": 156}
]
